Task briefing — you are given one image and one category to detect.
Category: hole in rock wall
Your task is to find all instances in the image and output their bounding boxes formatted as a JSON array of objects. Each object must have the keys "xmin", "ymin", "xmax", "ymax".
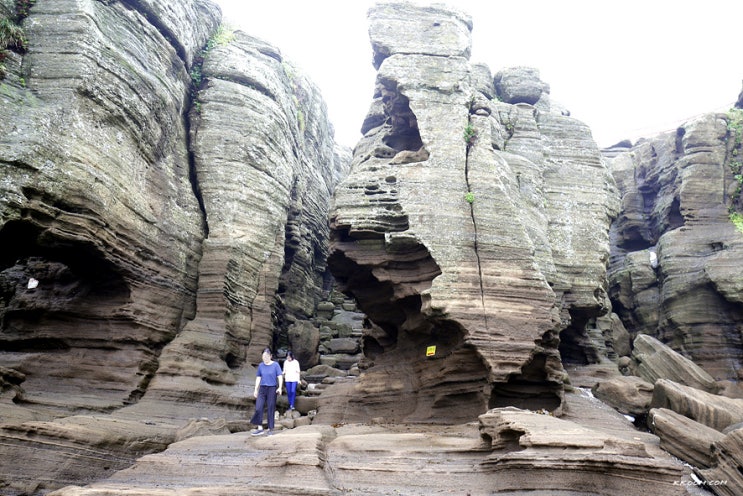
[
  {"xmin": 0, "ymin": 219, "xmax": 142, "ymax": 408},
  {"xmin": 557, "ymin": 305, "xmax": 603, "ymax": 367},
  {"xmin": 489, "ymin": 353, "xmax": 562, "ymax": 412},
  {"xmin": 328, "ymin": 228, "xmax": 493, "ymax": 422},
  {"xmin": 376, "ymin": 82, "xmax": 425, "ymax": 155}
]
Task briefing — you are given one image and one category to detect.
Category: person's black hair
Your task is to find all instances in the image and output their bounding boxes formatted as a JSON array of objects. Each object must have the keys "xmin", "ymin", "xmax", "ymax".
[{"xmin": 287, "ymin": 351, "xmax": 295, "ymax": 359}]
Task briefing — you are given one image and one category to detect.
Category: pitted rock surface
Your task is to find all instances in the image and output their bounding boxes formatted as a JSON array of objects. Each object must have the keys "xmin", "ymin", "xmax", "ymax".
[{"xmin": 325, "ymin": 2, "xmax": 618, "ymax": 424}]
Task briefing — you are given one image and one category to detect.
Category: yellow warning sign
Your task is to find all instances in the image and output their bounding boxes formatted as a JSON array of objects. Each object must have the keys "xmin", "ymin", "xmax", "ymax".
[{"xmin": 426, "ymin": 345, "xmax": 436, "ymax": 357}]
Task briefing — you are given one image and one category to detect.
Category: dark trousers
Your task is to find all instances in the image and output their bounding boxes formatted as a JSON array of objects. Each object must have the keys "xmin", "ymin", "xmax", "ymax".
[{"xmin": 250, "ymin": 385, "xmax": 277, "ymax": 430}]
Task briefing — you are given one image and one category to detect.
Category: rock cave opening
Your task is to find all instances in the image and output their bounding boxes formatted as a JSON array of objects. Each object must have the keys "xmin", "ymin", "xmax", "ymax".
[
  {"xmin": 558, "ymin": 308, "xmax": 602, "ymax": 367},
  {"xmin": 0, "ymin": 218, "xmax": 144, "ymax": 408},
  {"xmin": 488, "ymin": 352, "xmax": 562, "ymax": 412}
]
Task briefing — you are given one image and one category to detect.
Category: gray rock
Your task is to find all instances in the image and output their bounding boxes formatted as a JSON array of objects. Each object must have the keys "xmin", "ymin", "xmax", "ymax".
[
  {"xmin": 651, "ymin": 379, "xmax": 743, "ymax": 431},
  {"xmin": 699, "ymin": 427, "xmax": 743, "ymax": 495},
  {"xmin": 649, "ymin": 407, "xmax": 723, "ymax": 468},
  {"xmin": 593, "ymin": 375, "xmax": 654, "ymax": 416},
  {"xmin": 607, "ymin": 113, "xmax": 743, "ymax": 381},
  {"xmin": 326, "ymin": 338, "xmax": 360, "ymax": 354},
  {"xmin": 328, "ymin": 2, "xmax": 618, "ymax": 423},
  {"xmin": 367, "ymin": 2, "xmax": 472, "ymax": 69},
  {"xmin": 631, "ymin": 334, "xmax": 719, "ymax": 393},
  {"xmin": 494, "ymin": 67, "xmax": 550, "ymax": 105}
]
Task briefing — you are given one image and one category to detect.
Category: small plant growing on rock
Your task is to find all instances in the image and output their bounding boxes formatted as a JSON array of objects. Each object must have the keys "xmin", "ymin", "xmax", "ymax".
[
  {"xmin": 463, "ymin": 123, "xmax": 477, "ymax": 147},
  {"xmin": 730, "ymin": 212, "xmax": 743, "ymax": 234},
  {"xmin": 0, "ymin": 17, "xmax": 26, "ymax": 50},
  {"xmin": 206, "ymin": 24, "xmax": 236, "ymax": 51},
  {"xmin": 15, "ymin": 0, "xmax": 36, "ymax": 20},
  {"xmin": 464, "ymin": 192, "xmax": 475, "ymax": 204},
  {"xmin": 0, "ymin": 15, "xmax": 29, "ymax": 81},
  {"xmin": 725, "ymin": 108, "xmax": 743, "ymax": 231}
]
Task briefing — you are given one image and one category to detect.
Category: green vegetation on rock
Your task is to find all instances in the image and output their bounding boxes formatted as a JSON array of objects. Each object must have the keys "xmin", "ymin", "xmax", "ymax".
[
  {"xmin": 190, "ymin": 24, "xmax": 236, "ymax": 114},
  {"xmin": 725, "ymin": 108, "xmax": 743, "ymax": 232}
]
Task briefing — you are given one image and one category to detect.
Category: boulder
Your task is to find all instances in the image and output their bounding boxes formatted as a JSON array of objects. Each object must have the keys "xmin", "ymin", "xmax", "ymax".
[
  {"xmin": 494, "ymin": 67, "xmax": 550, "ymax": 105},
  {"xmin": 592, "ymin": 375, "xmax": 654, "ymax": 416},
  {"xmin": 326, "ymin": 338, "xmax": 360, "ymax": 354},
  {"xmin": 366, "ymin": 2, "xmax": 472, "ymax": 69},
  {"xmin": 631, "ymin": 334, "xmax": 720, "ymax": 393},
  {"xmin": 649, "ymin": 407, "xmax": 724, "ymax": 468},
  {"xmin": 288, "ymin": 321, "xmax": 321, "ymax": 368},
  {"xmin": 698, "ymin": 427, "xmax": 743, "ymax": 495},
  {"xmin": 651, "ymin": 379, "xmax": 743, "ymax": 431}
]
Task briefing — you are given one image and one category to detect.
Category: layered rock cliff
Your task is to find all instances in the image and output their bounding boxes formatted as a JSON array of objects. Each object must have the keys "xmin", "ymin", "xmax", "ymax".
[
  {"xmin": 1, "ymin": 1, "xmax": 742, "ymax": 495},
  {"xmin": 607, "ymin": 102, "xmax": 743, "ymax": 383},
  {"xmin": 0, "ymin": 0, "xmax": 346, "ymax": 493},
  {"xmin": 323, "ymin": 2, "xmax": 618, "ymax": 423}
]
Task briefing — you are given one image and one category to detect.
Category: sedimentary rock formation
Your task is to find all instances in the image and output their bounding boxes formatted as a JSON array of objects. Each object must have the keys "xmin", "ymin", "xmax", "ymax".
[
  {"xmin": 2, "ymin": 0, "xmax": 740, "ymax": 494},
  {"xmin": 649, "ymin": 407, "xmax": 723, "ymax": 468},
  {"xmin": 325, "ymin": 2, "xmax": 618, "ymax": 423},
  {"xmin": 607, "ymin": 112, "xmax": 743, "ymax": 382},
  {"xmin": 650, "ymin": 379, "xmax": 743, "ymax": 432},
  {"xmin": 0, "ymin": 1, "xmax": 346, "ymax": 493},
  {"xmin": 50, "ymin": 392, "xmax": 694, "ymax": 496},
  {"xmin": 630, "ymin": 334, "xmax": 720, "ymax": 393},
  {"xmin": 478, "ymin": 405, "xmax": 683, "ymax": 494}
]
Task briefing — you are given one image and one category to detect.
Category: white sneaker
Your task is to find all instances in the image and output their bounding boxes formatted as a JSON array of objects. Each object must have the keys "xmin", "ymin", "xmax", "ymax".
[{"xmin": 250, "ymin": 427, "xmax": 264, "ymax": 436}]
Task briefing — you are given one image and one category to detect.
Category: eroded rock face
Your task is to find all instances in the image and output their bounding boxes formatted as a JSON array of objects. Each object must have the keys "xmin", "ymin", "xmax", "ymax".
[
  {"xmin": 0, "ymin": 2, "xmax": 346, "ymax": 493},
  {"xmin": 325, "ymin": 2, "xmax": 618, "ymax": 423},
  {"xmin": 0, "ymin": 0, "xmax": 218, "ymax": 416},
  {"xmin": 607, "ymin": 114, "xmax": 743, "ymax": 382},
  {"xmin": 631, "ymin": 334, "xmax": 720, "ymax": 393}
]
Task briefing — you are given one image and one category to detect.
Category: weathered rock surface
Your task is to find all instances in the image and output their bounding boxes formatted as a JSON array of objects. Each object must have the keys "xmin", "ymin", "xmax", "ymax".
[
  {"xmin": 3, "ymin": 1, "xmax": 741, "ymax": 494},
  {"xmin": 699, "ymin": 427, "xmax": 743, "ymax": 496},
  {"xmin": 49, "ymin": 391, "xmax": 695, "ymax": 496},
  {"xmin": 0, "ymin": 0, "xmax": 217, "ymax": 418},
  {"xmin": 0, "ymin": 1, "xmax": 346, "ymax": 493},
  {"xmin": 592, "ymin": 375, "xmax": 654, "ymax": 416},
  {"xmin": 649, "ymin": 407, "xmax": 723, "ymax": 469},
  {"xmin": 631, "ymin": 334, "xmax": 720, "ymax": 393},
  {"xmin": 326, "ymin": 2, "xmax": 618, "ymax": 424},
  {"xmin": 607, "ymin": 112, "xmax": 743, "ymax": 382},
  {"xmin": 651, "ymin": 379, "xmax": 743, "ymax": 431},
  {"xmin": 479, "ymin": 406, "xmax": 683, "ymax": 494}
]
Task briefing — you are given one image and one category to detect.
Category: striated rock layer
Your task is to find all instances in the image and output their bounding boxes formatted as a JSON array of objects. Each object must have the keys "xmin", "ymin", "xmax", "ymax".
[
  {"xmin": 325, "ymin": 2, "xmax": 618, "ymax": 423},
  {"xmin": 607, "ymin": 110, "xmax": 743, "ymax": 381},
  {"xmin": 0, "ymin": 1, "xmax": 346, "ymax": 494}
]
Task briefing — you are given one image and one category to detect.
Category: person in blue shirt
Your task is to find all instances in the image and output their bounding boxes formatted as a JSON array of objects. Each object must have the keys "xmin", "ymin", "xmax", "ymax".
[{"xmin": 250, "ymin": 348, "xmax": 283, "ymax": 436}]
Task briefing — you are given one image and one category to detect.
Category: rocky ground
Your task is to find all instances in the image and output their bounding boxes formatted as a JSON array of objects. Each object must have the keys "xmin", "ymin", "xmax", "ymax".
[{"xmin": 47, "ymin": 384, "xmax": 704, "ymax": 496}]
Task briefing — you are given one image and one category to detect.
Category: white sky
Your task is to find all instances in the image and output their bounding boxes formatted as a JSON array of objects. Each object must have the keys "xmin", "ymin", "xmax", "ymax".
[{"xmin": 215, "ymin": 0, "xmax": 742, "ymax": 149}]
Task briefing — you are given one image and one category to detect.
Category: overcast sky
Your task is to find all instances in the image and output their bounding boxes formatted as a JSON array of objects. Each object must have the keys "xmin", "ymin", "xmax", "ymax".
[{"xmin": 215, "ymin": 0, "xmax": 742, "ymax": 149}]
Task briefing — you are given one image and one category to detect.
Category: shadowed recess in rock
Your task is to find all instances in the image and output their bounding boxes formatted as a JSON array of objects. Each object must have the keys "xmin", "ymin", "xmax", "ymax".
[{"xmin": 0, "ymin": 218, "xmax": 166, "ymax": 411}]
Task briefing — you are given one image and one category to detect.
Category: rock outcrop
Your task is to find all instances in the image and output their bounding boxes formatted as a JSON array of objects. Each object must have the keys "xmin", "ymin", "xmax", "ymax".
[
  {"xmin": 2, "ymin": 0, "xmax": 741, "ymax": 494},
  {"xmin": 325, "ymin": 2, "xmax": 618, "ymax": 423},
  {"xmin": 0, "ymin": 1, "xmax": 346, "ymax": 493},
  {"xmin": 607, "ymin": 111, "xmax": 743, "ymax": 382},
  {"xmin": 630, "ymin": 334, "xmax": 720, "ymax": 393},
  {"xmin": 50, "ymin": 392, "xmax": 695, "ymax": 496}
]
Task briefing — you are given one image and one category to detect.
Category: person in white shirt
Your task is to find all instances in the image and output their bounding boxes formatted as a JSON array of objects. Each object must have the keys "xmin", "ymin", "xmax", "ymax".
[{"xmin": 282, "ymin": 351, "xmax": 301, "ymax": 410}]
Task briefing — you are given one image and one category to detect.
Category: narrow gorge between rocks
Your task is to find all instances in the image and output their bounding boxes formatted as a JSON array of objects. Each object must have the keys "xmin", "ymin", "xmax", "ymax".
[{"xmin": 1, "ymin": 1, "xmax": 742, "ymax": 495}]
